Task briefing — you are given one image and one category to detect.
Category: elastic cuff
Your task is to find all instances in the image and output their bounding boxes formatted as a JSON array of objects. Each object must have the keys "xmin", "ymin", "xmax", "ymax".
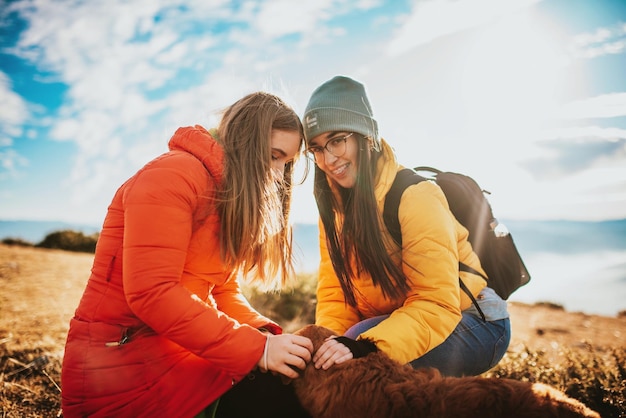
[{"xmin": 334, "ymin": 336, "xmax": 378, "ymax": 358}]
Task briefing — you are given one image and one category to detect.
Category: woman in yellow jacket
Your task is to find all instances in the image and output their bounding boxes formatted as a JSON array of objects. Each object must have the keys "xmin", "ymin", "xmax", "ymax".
[
  {"xmin": 61, "ymin": 92, "xmax": 313, "ymax": 418},
  {"xmin": 303, "ymin": 76, "xmax": 510, "ymax": 377}
]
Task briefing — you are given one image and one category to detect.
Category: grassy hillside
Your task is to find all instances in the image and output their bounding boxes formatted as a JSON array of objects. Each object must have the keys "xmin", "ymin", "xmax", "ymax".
[{"xmin": 1, "ymin": 244, "xmax": 624, "ymax": 417}]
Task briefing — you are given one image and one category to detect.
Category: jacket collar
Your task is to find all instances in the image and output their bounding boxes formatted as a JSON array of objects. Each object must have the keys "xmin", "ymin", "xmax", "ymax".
[{"xmin": 374, "ymin": 138, "xmax": 404, "ymax": 208}]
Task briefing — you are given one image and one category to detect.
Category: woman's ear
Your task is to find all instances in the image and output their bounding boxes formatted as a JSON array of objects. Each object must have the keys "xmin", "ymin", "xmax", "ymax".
[
  {"xmin": 368, "ymin": 136, "xmax": 382, "ymax": 152},
  {"xmin": 365, "ymin": 136, "xmax": 379, "ymax": 152},
  {"xmin": 359, "ymin": 135, "xmax": 374, "ymax": 152}
]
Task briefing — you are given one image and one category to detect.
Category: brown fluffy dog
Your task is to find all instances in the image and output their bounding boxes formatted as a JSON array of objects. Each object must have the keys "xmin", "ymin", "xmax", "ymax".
[{"xmin": 292, "ymin": 325, "xmax": 600, "ymax": 418}]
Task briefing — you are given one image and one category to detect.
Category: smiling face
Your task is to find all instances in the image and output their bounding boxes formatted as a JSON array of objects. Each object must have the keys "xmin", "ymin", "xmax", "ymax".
[
  {"xmin": 270, "ymin": 129, "xmax": 302, "ymax": 181},
  {"xmin": 307, "ymin": 131, "xmax": 360, "ymax": 188}
]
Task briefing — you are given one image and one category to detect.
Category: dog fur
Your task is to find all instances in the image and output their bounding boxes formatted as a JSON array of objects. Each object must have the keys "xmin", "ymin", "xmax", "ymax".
[{"xmin": 292, "ymin": 324, "xmax": 600, "ymax": 418}]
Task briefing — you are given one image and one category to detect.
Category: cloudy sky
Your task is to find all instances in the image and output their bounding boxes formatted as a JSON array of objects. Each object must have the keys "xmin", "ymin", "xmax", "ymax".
[{"xmin": 1, "ymin": 0, "xmax": 625, "ymax": 227}]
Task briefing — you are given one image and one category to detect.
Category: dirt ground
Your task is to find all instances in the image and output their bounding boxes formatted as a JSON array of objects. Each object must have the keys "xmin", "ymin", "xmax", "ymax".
[{"xmin": 1, "ymin": 244, "xmax": 625, "ymax": 416}]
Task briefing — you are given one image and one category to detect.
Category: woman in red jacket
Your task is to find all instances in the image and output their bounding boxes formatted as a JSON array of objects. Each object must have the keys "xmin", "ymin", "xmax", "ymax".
[{"xmin": 61, "ymin": 92, "xmax": 313, "ymax": 418}]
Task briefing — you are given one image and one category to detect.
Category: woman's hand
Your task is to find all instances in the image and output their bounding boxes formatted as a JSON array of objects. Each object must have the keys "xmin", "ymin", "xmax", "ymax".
[
  {"xmin": 312, "ymin": 337, "xmax": 353, "ymax": 370},
  {"xmin": 313, "ymin": 335, "xmax": 378, "ymax": 370},
  {"xmin": 258, "ymin": 334, "xmax": 313, "ymax": 379}
]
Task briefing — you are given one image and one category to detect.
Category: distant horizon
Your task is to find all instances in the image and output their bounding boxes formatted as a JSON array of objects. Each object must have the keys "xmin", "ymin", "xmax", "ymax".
[
  {"xmin": 2, "ymin": 216, "xmax": 626, "ymax": 239},
  {"xmin": 3, "ymin": 214, "xmax": 626, "ymax": 224},
  {"xmin": 1, "ymin": 218, "xmax": 624, "ymax": 316}
]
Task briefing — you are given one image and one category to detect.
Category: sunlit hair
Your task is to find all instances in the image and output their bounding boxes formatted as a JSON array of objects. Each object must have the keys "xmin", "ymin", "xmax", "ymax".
[
  {"xmin": 217, "ymin": 92, "xmax": 304, "ymax": 288},
  {"xmin": 313, "ymin": 134, "xmax": 410, "ymax": 306}
]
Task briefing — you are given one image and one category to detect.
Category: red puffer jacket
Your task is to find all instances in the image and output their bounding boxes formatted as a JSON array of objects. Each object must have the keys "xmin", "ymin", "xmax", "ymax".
[{"xmin": 61, "ymin": 125, "xmax": 280, "ymax": 418}]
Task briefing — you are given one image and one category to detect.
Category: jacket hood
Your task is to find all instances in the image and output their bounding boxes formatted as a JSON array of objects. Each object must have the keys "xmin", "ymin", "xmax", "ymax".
[{"xmin": 168, "ymin": 125, "xmax": 225, "ymax": 184}]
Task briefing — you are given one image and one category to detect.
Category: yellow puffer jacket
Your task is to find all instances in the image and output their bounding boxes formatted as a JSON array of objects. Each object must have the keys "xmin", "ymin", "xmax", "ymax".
[{"xmin": 315, "ymin": 139, "xmax": 487, "ymax": 364}]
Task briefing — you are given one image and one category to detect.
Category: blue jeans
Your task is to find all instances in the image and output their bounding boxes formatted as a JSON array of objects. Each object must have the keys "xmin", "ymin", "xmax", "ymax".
[{"xmin": 344, "ymin": 312, "xmax": 511, "ymax": 377}]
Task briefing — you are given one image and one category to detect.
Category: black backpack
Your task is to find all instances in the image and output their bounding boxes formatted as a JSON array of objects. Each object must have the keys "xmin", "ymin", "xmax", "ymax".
[{"xmin": 383, "ymin": 166, "xmax": 530, "ymax": 305}]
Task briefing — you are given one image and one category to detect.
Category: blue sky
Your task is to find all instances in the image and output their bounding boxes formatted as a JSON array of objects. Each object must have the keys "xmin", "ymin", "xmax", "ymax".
[{"xmin": 1, "ymin": 0, "xmax": 625, "ymax": 226}]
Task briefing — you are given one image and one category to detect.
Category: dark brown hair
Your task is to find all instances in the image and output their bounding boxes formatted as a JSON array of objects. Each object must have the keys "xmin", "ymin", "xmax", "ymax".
[{"xmin": 313, "ymin": 134, "xmax": 410, "ymax": 306}]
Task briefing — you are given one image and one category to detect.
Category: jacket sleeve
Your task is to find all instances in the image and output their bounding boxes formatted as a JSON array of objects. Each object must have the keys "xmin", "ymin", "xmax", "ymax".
[
  {"xmin": 359, "ymin": 181, "xmax": 463, "ymax": 364},
  {"xmin": 121, "ymin": 154, "xmax": 265, "ymax": 377},
  {"xmin": 315, "ymin": 219, "xmax": 362, "ymax": 334},
  {"xmin": 212, "ymin": 277, "xmax": 283, "ymax": 334}
]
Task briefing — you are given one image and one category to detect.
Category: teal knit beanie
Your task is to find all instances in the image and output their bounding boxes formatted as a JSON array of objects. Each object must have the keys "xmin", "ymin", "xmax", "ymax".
[{"xmin": 303, "ymin": 75, "xmax": 379, "ymax": 143}]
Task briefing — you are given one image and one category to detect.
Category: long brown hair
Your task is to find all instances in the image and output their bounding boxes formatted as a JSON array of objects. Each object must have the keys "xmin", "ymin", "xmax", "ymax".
[
  {"xmin": 217, "ymin": 92, "xmax": 304, "ymax": 288},
  {"xmin": 314, "ymin": 134, "xmax": 410, "ymax": 306}
]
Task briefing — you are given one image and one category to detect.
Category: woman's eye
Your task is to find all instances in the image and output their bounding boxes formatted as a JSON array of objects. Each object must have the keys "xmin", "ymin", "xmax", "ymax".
[{"xmin": 330, "ymin": 138, "xmax": 343, "ymax": 146}]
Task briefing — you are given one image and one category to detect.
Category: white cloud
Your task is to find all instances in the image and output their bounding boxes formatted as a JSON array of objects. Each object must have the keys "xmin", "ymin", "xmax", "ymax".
[
  {"xmin": 555, "ymin": 92, "xmax": 626, "ymax": 120},
  {"xmin": 572, "ymin": 23, "xmax": 626, "ymax": 58},
  {"xmin": 0, "ymin": 72, "xmax": 29, "ymax": 137},
  {"xmin": 252, "ymin": 0, "xmax": 383, "ymax": 39},
  {"xmin": 255, "ymin": 0, "xmax": 331, "ymax": 38},
  {"xmin": 387, "ymin": 0, "xmax": 542, "ymax": 55},
  {"xmin": 541, "ymin": 126, "xmax": 626, "ymax": 140},
  {"xmin": 0, "ymin": 72, "xmax": 30, "ymax": 180},
  {"xmin": 0, "ymin": 148, "xmax": 29, "ymax": 180}
]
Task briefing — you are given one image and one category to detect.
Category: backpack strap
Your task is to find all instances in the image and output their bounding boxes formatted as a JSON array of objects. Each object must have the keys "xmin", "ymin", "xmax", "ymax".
[
  {"xmin": 459, "ymin": 262, "xmax": 488, "ymax": 281},
  {"xmin": 383, "ymin": 168, "xmax": 486, "ymax": 321},
  {"xmin": 383, "ymin": 169, "xmax": 426, "ymax": 246}
]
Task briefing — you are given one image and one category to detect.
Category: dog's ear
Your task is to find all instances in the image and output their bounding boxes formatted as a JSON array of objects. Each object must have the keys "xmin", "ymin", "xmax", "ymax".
[{"xmin": 295, "ymin": 325, "xmax": 337, "ymax": 352}]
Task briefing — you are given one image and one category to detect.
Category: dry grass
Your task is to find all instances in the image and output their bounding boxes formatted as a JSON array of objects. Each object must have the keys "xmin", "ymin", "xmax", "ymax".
[
  {"xmin": 1, "ymin": 244, "xmax": 93, "ymax": 417},
  {"xmin": 1, "ymin": 244, "xmax": 624, "ymax": 417}
]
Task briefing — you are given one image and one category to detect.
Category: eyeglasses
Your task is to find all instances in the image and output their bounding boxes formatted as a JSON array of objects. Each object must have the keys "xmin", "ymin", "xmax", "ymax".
[{"xmin": 305, "ymin": 132, "xmax": 353, "ymax": 162}]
